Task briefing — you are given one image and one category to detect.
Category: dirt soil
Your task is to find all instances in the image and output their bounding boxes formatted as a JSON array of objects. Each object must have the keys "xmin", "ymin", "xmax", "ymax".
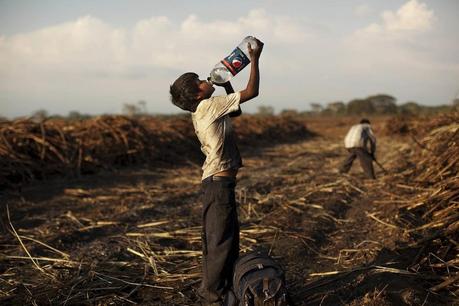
[{"xmin": 0, "ymin": 118, "xmax": 452, "ymax": 305}]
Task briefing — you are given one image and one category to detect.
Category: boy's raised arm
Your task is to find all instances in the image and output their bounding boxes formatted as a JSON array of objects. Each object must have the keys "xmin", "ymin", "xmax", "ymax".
[
  {"xmin": 215, "ymin": 81, "xmax": 242, "ymax": 117},
  {"xmin": 240, "ymin": 38, "xmax": 264, "ymax": 103},
  {"xmin": 222, "ymin": 82, "xmax": 235, "ymax": 94}
]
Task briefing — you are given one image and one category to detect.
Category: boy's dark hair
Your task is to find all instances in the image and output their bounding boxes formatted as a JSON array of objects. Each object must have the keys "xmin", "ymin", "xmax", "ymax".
[
  {"xmin": 170, "ymin": 72, "xmax": 200, "ymax": 112},
  {"xmin": 360, "ymin": 118, "xmax": 371, "ymax": 124}
]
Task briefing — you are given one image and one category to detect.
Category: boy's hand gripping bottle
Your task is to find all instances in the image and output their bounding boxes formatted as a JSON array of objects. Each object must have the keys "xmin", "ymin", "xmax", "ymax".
[{"xmin": 209, "ymin": 36, "xmax": 258, "ymax": 84}]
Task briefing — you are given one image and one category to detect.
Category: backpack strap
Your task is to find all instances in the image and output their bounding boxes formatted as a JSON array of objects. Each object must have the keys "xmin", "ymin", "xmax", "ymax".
[
  {"xmin": 234, "ymin": 256, "xmax": 282, "ymax": 285},
  {"xmin": 234, "ymin": 257, "xmax": 284, "ymax": 295},
  {"xmin": 263, "ymin": 277, "xmax": 269, "ymax": 295},
  {"xmin": 262, "ymin": 277, "xmax": 284, "ymax": 301},
  {"xmin": 245, "ymin": 277, "xmax": 284, "ymax": 304}
]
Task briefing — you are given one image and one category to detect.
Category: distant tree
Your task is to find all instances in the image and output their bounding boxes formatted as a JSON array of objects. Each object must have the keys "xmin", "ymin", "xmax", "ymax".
[
  {"xmin": 257, "ymin": 106, "xmax": 274, "ymax": 116},
  {"xmin": 325, "ymin": 101, "xmax": 346, "ymax": 115},
  {"xmin": 49, "ymin": 114, "xmax": 64, "ymax": 120},
  {"xmin": 138, "ymin": 100, "xmax": 147, "ymax": 113},
  {"xmin": 347, "ymin": 99, "xmax": 374, "ymax": 115},
  {"xmin": 31, "ymin": 109, "xmax": 49, "ymax": 121},
  {"xmin": 68, "ymin": 111, "xmax": 91, "ymax": 120},
  {"xmin": 310, "ymin": 103, "xmax": 323, "ymax": 114},
  {"xmin": 68, "ymin": 111, "xmax": 81, "ymax": 119},
  {"xmin": 399, "ymin": 102, "xmax": 421, "ymax": 115},
  {"xmin": 428, "ymin": 104, "xmax": 454, "ymax": 114},
  {"xmin": 453, "ymin": 98, "xmax": 459, "ymax": 110},
  {"xmin": 280, "ymin": 109, "xmax": 298, "ymax": 117},
  {"xmin": 368, "ymin": 94, "xmax": 397, "ymax": 114},
  {"xmin": 122, "ymin": 103, "xmax": 141, "ymax": 117},
  {"xmin": 123, "ymin": 100, "xmax": 148, "ymax": 117}
]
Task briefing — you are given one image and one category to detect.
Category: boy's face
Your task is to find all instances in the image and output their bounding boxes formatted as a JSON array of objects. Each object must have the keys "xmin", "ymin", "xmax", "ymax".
[{"xmin": 197, "ymin": 79, "xmax": 215, "ymax": 100}]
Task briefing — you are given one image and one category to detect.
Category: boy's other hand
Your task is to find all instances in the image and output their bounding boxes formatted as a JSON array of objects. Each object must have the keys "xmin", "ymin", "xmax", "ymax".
[{"xmin": 248, "ymin": 38, "xmax": 264, "ymax": 61}]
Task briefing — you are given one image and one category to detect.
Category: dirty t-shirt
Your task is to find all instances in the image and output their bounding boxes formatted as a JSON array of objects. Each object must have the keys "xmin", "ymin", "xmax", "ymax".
[
  {"xmin": 192, "ymin": 92, "xmax": 242, "ymax": 180},
  {"xmin": 344, "ymin": 123, "xmax": 376, "ymax": 151}
]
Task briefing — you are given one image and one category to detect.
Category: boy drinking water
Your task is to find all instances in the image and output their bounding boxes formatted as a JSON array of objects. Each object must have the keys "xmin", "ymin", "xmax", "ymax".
[{"xmin": 169, "ymin": 37, "xmax": 263, "ymax": 306}]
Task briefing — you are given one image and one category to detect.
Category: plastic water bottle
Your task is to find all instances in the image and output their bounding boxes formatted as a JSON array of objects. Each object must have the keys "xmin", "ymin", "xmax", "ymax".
[{"xmin": 209, "ymin": 36, "xmax": 258, "ymax": 84}]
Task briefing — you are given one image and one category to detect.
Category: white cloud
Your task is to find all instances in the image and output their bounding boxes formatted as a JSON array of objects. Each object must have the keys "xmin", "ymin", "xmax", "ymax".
[
  {"xmin": 347, "ymin": 0, "xmax": 436, "ymax": 67},
  {"xmin": 358, "ymin": 0, "xmax": 434, "ymax": 37},
  {"xmin": 0, "ymin": 9, "xmax": 306, "ymax": 79},
  {"xmin": 0, "ymin": 16, "xmax": 128, "ymax": 75},
  {"xmin": 382, "ymin": 0, "xmax": 434, "ymax": 32},
  {"xmin": 342, "ymin": 0, "xmax": 455, "ymax": 93}
]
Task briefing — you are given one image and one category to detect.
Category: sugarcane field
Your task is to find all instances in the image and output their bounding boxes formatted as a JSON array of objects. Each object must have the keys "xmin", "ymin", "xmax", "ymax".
[{"xmin": 0, "ymin": 112, "xmax": 457, "ymax": 305}]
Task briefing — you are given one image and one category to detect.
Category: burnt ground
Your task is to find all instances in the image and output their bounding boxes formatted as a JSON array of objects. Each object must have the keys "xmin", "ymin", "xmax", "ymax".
[{"xmin": 0, "ymin": 120, "xmax": 452, "ymax": 305}]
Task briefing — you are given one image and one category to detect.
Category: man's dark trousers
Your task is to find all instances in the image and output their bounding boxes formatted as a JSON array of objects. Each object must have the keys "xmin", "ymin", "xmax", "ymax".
[
  {"xmin": 198, "ymin": 176, "xmax": 239, "ymax": 304},
  {"xmin": 339, "ymin": 147, "xmax": 376, "ymax": 179}
]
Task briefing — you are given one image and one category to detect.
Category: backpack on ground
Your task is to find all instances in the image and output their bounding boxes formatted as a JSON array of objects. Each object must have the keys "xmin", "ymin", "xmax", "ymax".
[{"xmin": 233, "ymin": 251, "xmax": 293, "ymax": 306}]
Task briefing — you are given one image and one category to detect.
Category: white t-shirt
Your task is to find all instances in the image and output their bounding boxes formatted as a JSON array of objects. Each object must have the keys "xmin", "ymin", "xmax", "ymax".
[
  {"xmin": 344, "ymin": 123, "xmax": 376, "ymax": 150},
  {"xmin": 192, "ymin": 92, "xmax": 242, "ymax": 180}
]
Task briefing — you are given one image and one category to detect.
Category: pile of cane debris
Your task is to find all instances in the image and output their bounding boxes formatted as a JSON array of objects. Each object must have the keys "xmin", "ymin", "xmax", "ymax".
[
  {"xmin": 395, "ymin": 115, "xmax": 459, "ymax": 296},
  {"xmin": 383, "ymin": 112, "xmax": 458, "ymax": 136},
  {"xmin": 0, "ymin": 115, "xmax": 314, "ymax": 189}
]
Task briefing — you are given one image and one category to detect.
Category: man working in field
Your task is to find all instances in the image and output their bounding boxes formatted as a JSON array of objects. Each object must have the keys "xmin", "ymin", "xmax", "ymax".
[
  {"xmin": 169, "ymin": 37, "xmax": 264, "ymax": 306},
  {"xmin": 339, "ymin": 118, "xmax": 377, "ymax": 179}
]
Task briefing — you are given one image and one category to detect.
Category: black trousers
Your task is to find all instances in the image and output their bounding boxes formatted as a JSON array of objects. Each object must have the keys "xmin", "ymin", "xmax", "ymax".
[
  {"xmin": 339, "ymin": 147, "xmax": 376, "ymax": 179},
  {"xmin": 198, "ymin": 176, "xmax": 239, "ymax": 304}
]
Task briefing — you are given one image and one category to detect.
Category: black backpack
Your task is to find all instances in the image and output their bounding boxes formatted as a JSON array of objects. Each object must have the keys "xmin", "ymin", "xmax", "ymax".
[{"xmin": 233, "ymin": 252, "xmax": 293, "ymax": 306}]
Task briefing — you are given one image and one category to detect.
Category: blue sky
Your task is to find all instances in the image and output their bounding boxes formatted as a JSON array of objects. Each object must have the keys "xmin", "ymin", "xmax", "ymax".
[{"xmin": 1, "ymin": 0, "xmax": 458, "ymax": 117}]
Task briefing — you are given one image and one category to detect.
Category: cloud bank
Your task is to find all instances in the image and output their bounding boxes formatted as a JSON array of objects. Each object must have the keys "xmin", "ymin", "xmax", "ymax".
[{"xmin": 0, "ymin": 9, "xmax": 307, "ymax": 79}]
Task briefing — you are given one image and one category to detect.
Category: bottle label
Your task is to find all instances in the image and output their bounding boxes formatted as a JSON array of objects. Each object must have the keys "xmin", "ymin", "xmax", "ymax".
[{"xmin": 221, "ymin": 47, "xmax": 250, "ymax": 76}]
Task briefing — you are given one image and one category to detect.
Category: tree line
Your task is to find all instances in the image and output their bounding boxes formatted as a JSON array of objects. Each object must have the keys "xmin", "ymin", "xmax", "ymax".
[
  {"xmin": 305, "ymin": 94, "xmax": 458, "ymax": 116},
  {"xmin": 5, "ymin": 94, "xmax": 457, "ymax": 122}
]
